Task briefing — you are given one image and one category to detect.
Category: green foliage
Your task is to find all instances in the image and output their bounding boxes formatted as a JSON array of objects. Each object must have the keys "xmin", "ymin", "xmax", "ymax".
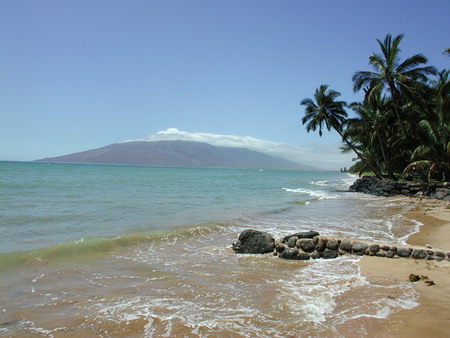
[{"xmin": 300, "ymin": 34, "xmax": 449, "ymax": 181}]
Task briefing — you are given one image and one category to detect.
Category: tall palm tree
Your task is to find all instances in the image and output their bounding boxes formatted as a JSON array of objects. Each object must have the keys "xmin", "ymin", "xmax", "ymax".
[
  {"xmin": 301, "ymin": 85, "xmax": 383, "ymax": 179},
  {"xmin": 347, "ymin": 91, "xmax": 395, "ymax": 178},
  {"xmin": 352, "ymin": 34, "xmax": 437, "ymax": 136}
]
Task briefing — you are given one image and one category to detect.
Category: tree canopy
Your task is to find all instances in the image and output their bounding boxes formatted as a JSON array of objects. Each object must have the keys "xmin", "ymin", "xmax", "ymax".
[{"xmin": 300, "ymin": 34, "xmax": 449, "ymax": 182}]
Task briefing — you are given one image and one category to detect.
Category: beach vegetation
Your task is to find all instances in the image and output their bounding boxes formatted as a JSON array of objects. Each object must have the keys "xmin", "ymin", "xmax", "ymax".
[{"xmin": 301, "ymin": 34, "xmax": 449, "ymax": 181}]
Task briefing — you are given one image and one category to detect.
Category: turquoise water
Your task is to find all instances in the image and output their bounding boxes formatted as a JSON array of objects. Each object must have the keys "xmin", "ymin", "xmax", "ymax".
[
  {"xmin": 0, "ymin": 161, "xmax": 421, "ymax": 336},
  {"xmin": 0, "ymin": 161, "xmax": 352, "ymax": 254}
]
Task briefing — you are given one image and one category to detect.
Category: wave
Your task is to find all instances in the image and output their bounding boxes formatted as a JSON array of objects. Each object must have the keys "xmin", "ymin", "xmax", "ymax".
[
  {"xmin": 282, "ymin": 187, "xmax": 341, "ymax": 200},
  {"xmin": 0, "ymin": 223, "xmax": 222, "ymax": 272},
  {"xmin": 310, "ymin": 180, "xmax": 329, "ymax": 186}
]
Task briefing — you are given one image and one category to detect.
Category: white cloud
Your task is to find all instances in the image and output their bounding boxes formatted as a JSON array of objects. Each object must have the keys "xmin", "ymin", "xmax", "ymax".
[{"xmin": 125, "ymin": 128, "xmax": 354, "ymax": 170}]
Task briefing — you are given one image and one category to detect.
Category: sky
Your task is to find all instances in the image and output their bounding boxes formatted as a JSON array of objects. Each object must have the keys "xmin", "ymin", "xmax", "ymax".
[{"xmin": 1, "ymin": 0, "xmax": 449, "ymax": 169}]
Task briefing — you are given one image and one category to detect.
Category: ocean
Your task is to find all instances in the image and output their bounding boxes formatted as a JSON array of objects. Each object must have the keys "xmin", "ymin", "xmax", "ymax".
[{"xmin": 0, "ymin": 161, "xmax": 421, "ymax": 336}]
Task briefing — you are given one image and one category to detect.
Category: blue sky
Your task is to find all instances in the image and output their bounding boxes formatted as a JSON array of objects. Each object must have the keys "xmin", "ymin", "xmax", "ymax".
[{"xmin": 1, "ymin": 0, "xmax": 449, "ymax": 168}]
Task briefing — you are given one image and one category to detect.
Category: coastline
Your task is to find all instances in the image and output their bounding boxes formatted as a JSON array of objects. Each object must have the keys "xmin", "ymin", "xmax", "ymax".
[{"xmin": 358, "ymin": 197, "xmax": 450, "ymax": 337}]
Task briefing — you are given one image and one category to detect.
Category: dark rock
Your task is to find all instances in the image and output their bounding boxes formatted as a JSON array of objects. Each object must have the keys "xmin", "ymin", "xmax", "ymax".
[
  {"xmin": 312, "ymin": 236, "xmax": 320, "ymax": 245},
  {"xmin": 380, "ymin": 245, "xmax": 391, "ymax": 251},
  {"xmin": 310, "ymin": 250, "xmax": 321, "ymax": 259},
  {"xmin": 279, "ymin": 248, "xmax": 298, "ymax": 260},
  {"xmin": 352, "ymin": 242, "xmax": 369, "ymax": 253},
  {"xmin": 435, "ymin": 256, "xmax": 444, "ymax": 262},
  {"xmin": 294, "ymin": 252, "xmax": 310, "ymax": 260},
  {"xmin": 326, "ymin": 239, "xmax": 339, "ymax": 251},
  {"xmin": 299, "ymin": 239, "xmax": 316, "ymax": 253},
  {"xmin": 315, "ymin": 237, "xmax": 327, "ymax": 252},
  {"xmin": 386, "ymin": 251, "xmax": 395, "ymax": 258},
  {"xmin": 426, "ymin": 255, "xmax": 434, "ymax": 260},
  {"xmin": 409, "ymin": 274, "xmax": 420, "ymax": 282},
  {"xmin": 369, "ymin": 244, "xmax": 380, "ymax": 253},
  {"xmin": 426, "ymin": 250, "xmax": 435, "ymax": 256},
  {"xmin": 411, "ymin": 249, "xmax": 427, "ymax": 259},
  {"xmin": 397, "ymin": 247, "xmax": 412, "ymax": 257},
  {"xmin": 434, "ymin": 251, "xmax": 445, "ymax": 257},
  {"xmin": 275, "ymin": 243, "xmax": 285, "ymax": 253},
  {"xmin": 232, "ymin": 229, "xmax": 275, "ymax": 254},
  {"xmin": 282, "ymin": 231, "xmax": 320, "ymax": 242},
  {"xmin": 287, "ymin": 236, "xmax": 298, "ymax": 248},
  {"xmin": 340, "ymin": 239, "xmax": 352, "ymax": 252},
  {"xmin": 322, "ymin": 249, "xmax": 338, "ymax": 259},
  {"xmin": 376, "ymin": 251, "xmax": 386, "ymax": 257}
]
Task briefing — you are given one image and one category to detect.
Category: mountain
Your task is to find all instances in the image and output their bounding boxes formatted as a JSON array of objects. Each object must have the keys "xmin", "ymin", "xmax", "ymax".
[{"xmin": 36, "ymin": 140, "xmax": 314, "ymax": 169}]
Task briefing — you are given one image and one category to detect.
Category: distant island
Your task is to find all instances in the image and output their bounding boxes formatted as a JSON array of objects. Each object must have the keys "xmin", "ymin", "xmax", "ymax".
[{"xmin": 36, "ymin": 140, "xmax": 315, "ymax": 170}]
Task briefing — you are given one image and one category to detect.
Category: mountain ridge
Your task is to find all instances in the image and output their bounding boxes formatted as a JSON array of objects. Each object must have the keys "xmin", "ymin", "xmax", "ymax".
[{"xmin": 36, "ymin": 140, "xmax": 314, "ymax": 170}]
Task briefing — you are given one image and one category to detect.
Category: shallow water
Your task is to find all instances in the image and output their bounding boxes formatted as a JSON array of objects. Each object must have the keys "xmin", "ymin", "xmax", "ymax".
[{"xmin": 0, "ymin": 162, "xmax": 420, "ymax": 336}]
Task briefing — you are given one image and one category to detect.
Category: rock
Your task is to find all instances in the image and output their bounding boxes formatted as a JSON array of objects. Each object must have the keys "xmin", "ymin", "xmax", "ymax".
[
  {"xmin": 376, "ymin": 251, "xmax": 386, "ymax": 257},
  {"xmin": 352, "ymin": 242, "xmax": 369, "ymax": 254},
  {"xmin": 434, "ymin": 251, "xmax": 445, "ymax": 258},
  {"xmin": 315, "ymin": 238, "xmax": 327, "ymax": 252},
  {"xmin": 326, "ymin": 239, "xmax": 339, "ymax": 251},
  {"xmin": 275, "ymin": 243, "xmax": 285, "ymax": 253},
  {"xmin": 279, "ymin": 248, "xmax": 298, "ymax": 260},
  {"xmin": 426, "ymin": 255, "xmax": 434, "ymax": 260},
  {"xmin": 340, "ymin": 239, "xmax": 352, "ymax": 252},
  {"xmin": 380, "ymin": 245, "xmax": 391, "ymax": 251},
  {"xmin": 435, "ymin": 256, "xmax": 444, "ymax": 261},
  {"xmin": 232, "ymin": 229, "xmax": 275, "ymax": 254},
  {"xmin": 282, "ymin": 231, "xmax": 320, "ymax": 242},
  {"xmin": 397, "ymin": 247, "xmax": 412, "ymax": 258},
  {"xmin": 386, "ymin": 251, "xmax": 395, "ymax": 258},
  {"xmin": 369, "ymin": 244, "xmax": 380, "ymax": 253},
  {"xmin": 298, "ymin": 239, "xmax": 316, "ymax": 253},
  {"xmin": 310, "ymin": 250, "xmax": 321, "ymax": 259},
  {"xmin": 411, "ymin": 249, "xmax": 427, "ymax": 259},
  {"xmin": 409, "ymin": 274, "xmax": 420, "ymax": 282},
  {"xmin": 322, "ymin": 249, "xmax": 338, "ymax": 259},
  {"xmin": 425, "ymin": 280, "xmax": 435, "ymax": 286},
  {"xmin": 287, "ymin": 236, "xmax": 298, "ymax": 248},
  {"xmin": 294, "ymin": 252, "xmax": 310, "ymax": 260}
]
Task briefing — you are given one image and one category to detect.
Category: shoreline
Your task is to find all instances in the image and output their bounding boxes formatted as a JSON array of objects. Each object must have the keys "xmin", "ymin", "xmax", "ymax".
[{"xmin": 358, "ymin": 197, "xmax": 450, "ymax": 337}]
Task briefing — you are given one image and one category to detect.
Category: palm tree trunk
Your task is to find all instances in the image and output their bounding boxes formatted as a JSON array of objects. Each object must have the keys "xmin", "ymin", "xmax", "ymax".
[
  {"xmin": 388, "ymin": 82, "xmax": 408, "ymax": 137},
  {"xmin": 377, "ymin": 134, "xmax": 395, "ymax": 179},
  {"xmin": 333, "ymin": 126, "xmax": 384, "ymax": 180}
]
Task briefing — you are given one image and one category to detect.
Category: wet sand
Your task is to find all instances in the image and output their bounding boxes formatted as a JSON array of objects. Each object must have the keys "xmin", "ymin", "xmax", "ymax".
[{"xmin": 359, "ymin": 198, "xmax": 450, "ymax": 337}]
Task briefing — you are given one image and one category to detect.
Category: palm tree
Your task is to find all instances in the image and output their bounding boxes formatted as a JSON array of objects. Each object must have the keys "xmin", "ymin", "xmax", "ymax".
[
  {"xmin": 300, "ymin": 85, "xmax": 383, "ymax": 179},
  {"xmin": 347, "ymin": 91, "xmax": 395, "ymax": 178},
  {"xmin": 352, "ymin": 34, "xmax": 437, "ymax": 136},
  {"xmin": 404, "ymin": 69, "xmax": 450, "ymax": 182}
]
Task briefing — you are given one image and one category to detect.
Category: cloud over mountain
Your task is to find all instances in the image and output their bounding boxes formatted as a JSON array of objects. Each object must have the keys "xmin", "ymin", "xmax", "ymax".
[{"xmin": 127, "ymin": 128, "xmax": 352, "ymax": 170}]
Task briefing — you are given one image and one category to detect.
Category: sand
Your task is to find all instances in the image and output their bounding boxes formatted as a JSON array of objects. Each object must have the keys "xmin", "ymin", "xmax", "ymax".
[{"xmin": 358, "ymin": 198, "xmax": 450, "ymax": 337}]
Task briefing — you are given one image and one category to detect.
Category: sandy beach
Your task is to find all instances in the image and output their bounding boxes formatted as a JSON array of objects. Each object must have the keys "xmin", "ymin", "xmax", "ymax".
[{"xmin": 359, "ymin": 198, "xmax": 450, "ymax": 337}]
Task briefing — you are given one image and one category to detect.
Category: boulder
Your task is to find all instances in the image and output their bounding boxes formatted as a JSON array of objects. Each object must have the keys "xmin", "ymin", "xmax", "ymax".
[
  {"xmin": 282, "ymin": 231, "xmax": 320, "ymax": 242},
  {"xmin": 275, "ymin": 243, "xmax": 285, "ymax": 253},
  {"xmin": 279, "ymin": 248, "xmax": 298, "ymax": 260},
  {"xmin": 411, "ymin": 249, "xmax": 427, "ymax": 259},
  {"xmin": 397, "ymin": 247, "xmax": 412, "ymax": 257},
  {"xmin": 315, "ymin": 237, "xmax": 327, "ymax": 252},
  {"xmin": 326, "ymin": 239, "xmax": 339, "ymax": 251},
  {"xmin": 287, "ymin": 236, "xmax": 298, "ymax": 248},
  {"xmin": 369, "ymin": 244, "xmax": 380, "ymax": 253},
  {"xmin": 340, "ymin": 239, "xmax": 352, "ymax": 252},
  {"xmin": 232, "ymin": 229, "xmax": 275, "ymax": 254},
  {"xmin": 294, "ymin": 252, "xmax": 311, "ymax": 260},
  {"xmin": 299, "ymin": 239, "xmax": 316, "ymax": 252},
  {"xmin": 352, "ymin": 242, "xmax": 369, "ymax": 254},
  {"xmin": 322, "ymin": 249, "xmax": 338, "ymax": 259},
  {"xmin": 310, "ymin": 250, "xmax": 321, "ymax": 259}
]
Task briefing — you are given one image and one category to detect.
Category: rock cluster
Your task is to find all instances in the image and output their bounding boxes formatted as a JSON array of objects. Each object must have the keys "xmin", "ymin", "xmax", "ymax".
[
  {"xmin": 232, "ymin": 229, "xmax": 450, "ymax": 262},
  {"xmin": 349, "ymin": 176, "xmax": 450, "ymax": 200}
]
